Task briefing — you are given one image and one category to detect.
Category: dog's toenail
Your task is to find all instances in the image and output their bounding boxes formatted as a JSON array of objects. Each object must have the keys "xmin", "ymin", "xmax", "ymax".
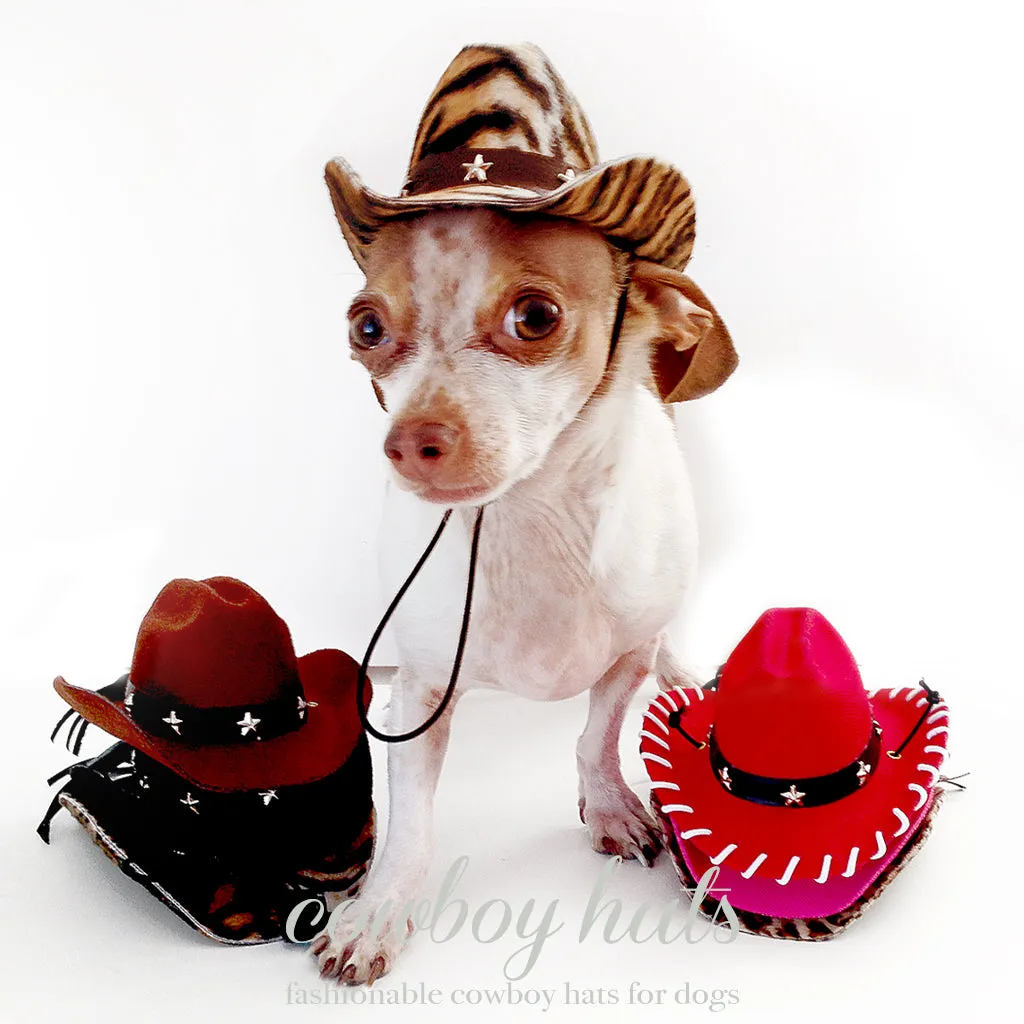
[
  {"xmin": 319, "ymin": 956, "xmax": 336, "ymax": 978},
  {"xmin": 341, "ymin": 963, "xmax": 357, "ymax": 982},
  {"xmin": 367, "ymin": 956, "xmax": 387, "ymax": 986}
]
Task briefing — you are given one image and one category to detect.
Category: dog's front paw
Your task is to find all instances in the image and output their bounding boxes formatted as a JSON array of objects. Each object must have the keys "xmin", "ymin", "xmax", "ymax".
[
  {"xmin": 579, "ymin": 786, "xmax": 662, "ymax": 867},
  {"xmin": 310, "ymin": 896, "xmax": 413, "ymax": 986}
]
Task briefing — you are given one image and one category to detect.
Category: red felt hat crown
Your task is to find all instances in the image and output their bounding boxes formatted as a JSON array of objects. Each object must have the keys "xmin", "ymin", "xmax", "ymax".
[
  {"xmin": 714, "ymin": 608, "xmax": 873, "ymax": 778},
  {"xmin": 54, "ymin": 577, "xmax": 370, "ymax": 792},
  {"xmin": 640, "ymin": 608, "xmax": 951, "ymax": 888},
  {"xmin": 129, "ymin": 577, "xmax": 301, "ymax": 709}
]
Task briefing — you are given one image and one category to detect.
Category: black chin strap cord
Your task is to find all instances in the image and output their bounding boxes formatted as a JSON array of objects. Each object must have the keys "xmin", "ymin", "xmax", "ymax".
[
  {"xmin": 605, "ymin": 259, "xmax": 633, "ymax": 370},
  {"xmin": 356, "ymin": 505, "xmax": 485, "ymax": 743}
]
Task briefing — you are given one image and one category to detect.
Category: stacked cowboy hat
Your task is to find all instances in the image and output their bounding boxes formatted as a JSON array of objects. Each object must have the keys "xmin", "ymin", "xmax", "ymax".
[
  {"xmin": 40, "ymin": 577, "xmax": 375, "ymax": 944},
  {"xmin": 641, "ymin": 608, "xmax": 953, "ymax": 939}
]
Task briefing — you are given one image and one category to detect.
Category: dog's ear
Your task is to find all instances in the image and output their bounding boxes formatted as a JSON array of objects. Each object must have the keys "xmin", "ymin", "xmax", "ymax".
[{"xmin": 630, "ymin": 261, "xmax": 738, "ymax": 403}]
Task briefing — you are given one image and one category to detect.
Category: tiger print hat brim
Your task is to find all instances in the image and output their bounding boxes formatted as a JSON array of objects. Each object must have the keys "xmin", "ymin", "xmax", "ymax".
[
  {"xmin": 325, "ymin": 152, "xmax": 696, "ymax": 272},
  {"xmin": 325, "ymin": 43, "xmax": 697, "ymax": 272}
]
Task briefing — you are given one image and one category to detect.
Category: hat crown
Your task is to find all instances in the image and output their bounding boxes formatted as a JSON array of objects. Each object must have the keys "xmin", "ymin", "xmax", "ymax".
[
  {"xmin": 715, "ymin": 608, "xmax": 872, "ymax": 778},
  {"xmin": 129, "ymin": 577, "xmax": 301, "ymax": 709},
  {"xmin": 407, "ymin": 43, "xmax": 598, "ymax": 174}
]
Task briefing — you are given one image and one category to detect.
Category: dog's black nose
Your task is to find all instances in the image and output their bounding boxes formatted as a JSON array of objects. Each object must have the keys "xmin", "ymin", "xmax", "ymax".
[{"xmin": 384, "ymin": 421, "xmax": 460, "ymax": 480}]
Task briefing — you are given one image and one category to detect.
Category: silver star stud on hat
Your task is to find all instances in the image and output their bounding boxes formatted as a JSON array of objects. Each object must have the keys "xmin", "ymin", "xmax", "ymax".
[
  {"xmin": 162, "ymin": 710, "xmax": 183, "ymax": 735},
  {"xmin": 781, "ymin": 784, "xmax": 806, "ymax": 807},
  {"xmin": 297, "ymin": 695, "xmax": 319, "ymax": 719},
  {"xmin": 237, "ymin": 711, "xmax": 260, "ymax": 737},
  {"xmin": 259, "ymin": 789, "xmax": 278, "ymax": 806},
  {"xmin": 180, "ymin": 792, "xmax": 199, "ymax": 814},
  {"xmin": 557, "ymin": 167, "xmax": 576, "ymax": 183},
  {"xmin": 856, "ymin": 760, "xmax": 872, "ymax": 786},
  {"xmin": 107, "ymin": 759, "xmax": 135, "ymax": 783},
  {"xmin": 718, "ymin": 766, "xmax": 732, "ymax": 791},
  {"xmin": 461, "ymin": 153, "xmax": 493, "ymax": 182},
  {"xmin": 124, "ymin": 690, "xmax": 134, "ymax": 709}
]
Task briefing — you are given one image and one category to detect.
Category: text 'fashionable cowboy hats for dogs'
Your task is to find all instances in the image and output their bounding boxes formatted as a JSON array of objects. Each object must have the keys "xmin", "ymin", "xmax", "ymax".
[
  {"xmin": 641, "ymin": 607, "xmax": 955, "ymax": 940},
  {"xmin": 40, "ymin": 577, "xmax": 375, "ymax": 944}
]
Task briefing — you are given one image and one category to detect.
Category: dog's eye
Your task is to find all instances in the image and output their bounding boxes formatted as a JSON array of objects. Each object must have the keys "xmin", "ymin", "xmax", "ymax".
[
  {"xmin": 350, "ymin": 310, "xmax": 389, "ymax": 349},
  {"xmin": 504, "ymin": 296, "xmax": 560, "ymax": 341}
]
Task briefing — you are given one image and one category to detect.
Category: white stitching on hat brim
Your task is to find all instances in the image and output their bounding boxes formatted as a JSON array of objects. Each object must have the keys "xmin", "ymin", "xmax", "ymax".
[
  {"xmin": 640, "ymin": 729, "xmax": 670, "ymax": 751},
  {"xmin": 639, "ymin": 688, "xmax": 950, "ymax": 883}
]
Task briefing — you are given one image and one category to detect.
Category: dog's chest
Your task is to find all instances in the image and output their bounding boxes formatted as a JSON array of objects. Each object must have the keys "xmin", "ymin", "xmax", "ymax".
[
  {"xmin": 482, "ymin": 469, "xmax": 693, "ymax": 697},
  {"xmin": 467, "ymin": 493, "xmax": 618, "ymax": 698}
]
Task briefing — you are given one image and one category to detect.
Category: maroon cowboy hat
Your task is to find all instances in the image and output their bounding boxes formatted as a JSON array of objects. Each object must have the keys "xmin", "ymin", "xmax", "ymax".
[{"xmin": 53, "ymin": 577, "xmax": 369, "ymax": 792}]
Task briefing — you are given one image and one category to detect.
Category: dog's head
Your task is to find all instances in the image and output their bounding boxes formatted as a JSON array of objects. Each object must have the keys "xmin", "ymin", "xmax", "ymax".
[{"xmin": 347, "ymin": 208, "xmax": 735, "ymax": 505}]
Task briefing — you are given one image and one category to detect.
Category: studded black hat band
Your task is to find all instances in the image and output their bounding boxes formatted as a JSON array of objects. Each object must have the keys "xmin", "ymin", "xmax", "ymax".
[
  {"xmin": 707, "ymin": 721, "xmax": 883, "ymax": 808},
  {"xmin": 121, "ymin": 676, "xmax": 315, "ymax": 745}
]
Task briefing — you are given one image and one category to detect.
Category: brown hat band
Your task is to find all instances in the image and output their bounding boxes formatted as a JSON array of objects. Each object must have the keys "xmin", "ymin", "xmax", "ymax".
[{"xmin": 402, "ymin": 148, "xmax": 582, "ymax": 197}]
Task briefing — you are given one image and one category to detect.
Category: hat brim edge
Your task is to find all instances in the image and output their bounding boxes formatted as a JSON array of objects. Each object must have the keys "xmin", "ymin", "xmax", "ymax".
[
  {"xmin": 655, "ymin": 790, "xmax": 945, "ymax": 940},
  {"xmin": 641, "ymin": 684, "xmax": 951, "ymax": 883},
  {"xmin": 58, "ymin": 793, "xmax": 272, "ymax": 945},
  {"xmin": 325, "ymin": 153, "xmax": 697, "ymax": 272},
  {"xmin": 52, "ymin": 650, "xmax": 369, "ymax": 792}
]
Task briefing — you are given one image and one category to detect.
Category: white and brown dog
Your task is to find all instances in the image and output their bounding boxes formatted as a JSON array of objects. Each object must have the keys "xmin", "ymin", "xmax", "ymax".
[{"xmin": 313, "ymin": 43, "xmax": 737, "ymax": 983}]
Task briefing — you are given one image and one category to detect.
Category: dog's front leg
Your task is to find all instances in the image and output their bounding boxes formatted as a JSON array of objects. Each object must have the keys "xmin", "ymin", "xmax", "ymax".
[
  {"xmin": 577, "ymin": 640, "xmax": 662, "ymax": 866},
  {"xmin": 312, "ymin": 674, "xmax": 457, "ymax": 985}
]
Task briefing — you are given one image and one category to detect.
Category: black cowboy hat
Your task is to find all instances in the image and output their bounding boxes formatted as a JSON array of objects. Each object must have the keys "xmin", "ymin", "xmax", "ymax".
[{"xmin": 39, "ymin": 577, "xmax": 375, "ymax": 944}]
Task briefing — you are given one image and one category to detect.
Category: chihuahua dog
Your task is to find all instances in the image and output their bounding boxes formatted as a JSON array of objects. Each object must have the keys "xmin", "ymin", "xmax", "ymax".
[{"xmin": 311, "ymin": 206, "xmax": 736, "ymax": 983}]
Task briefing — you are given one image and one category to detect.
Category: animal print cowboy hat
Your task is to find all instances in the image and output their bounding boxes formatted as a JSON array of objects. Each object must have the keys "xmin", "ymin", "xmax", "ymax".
[
  {"xmin": 325, "ymin": 42, "xmax": 737, "ymax": 403},
  {"xmin": 641, "ymin": 608, "xmax": 954, "ymax": 939},
  {"xmin": 39, "ymin": 577, "xmax": 375, "ymax": 943}
]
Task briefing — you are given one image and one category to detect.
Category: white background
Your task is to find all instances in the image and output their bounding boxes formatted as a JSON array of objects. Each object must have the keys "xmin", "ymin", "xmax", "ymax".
[{"xmin": 1, "ymin": 1, "xmax": 1020, "ymax": 1020}]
